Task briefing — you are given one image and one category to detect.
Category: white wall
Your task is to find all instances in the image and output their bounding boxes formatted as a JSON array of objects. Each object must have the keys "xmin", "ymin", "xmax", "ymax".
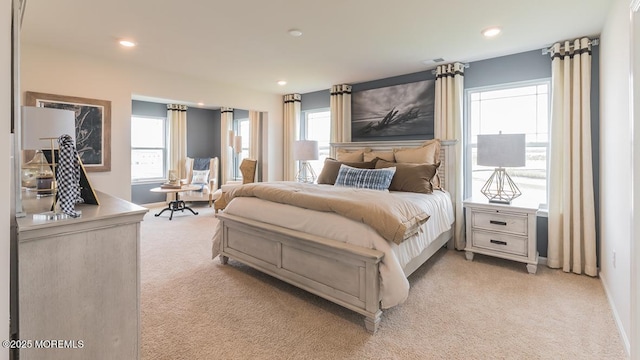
[
  {"xmin": 600, "ymin": 0, "xmax": 632, "ymax": 353},
  {"xmin": 21, "ymin": 44, "xmax": 284, "ymax": 200},
  {"xmin": 2, "ymin": 1, "xmax": 12, "ymax": 359}
]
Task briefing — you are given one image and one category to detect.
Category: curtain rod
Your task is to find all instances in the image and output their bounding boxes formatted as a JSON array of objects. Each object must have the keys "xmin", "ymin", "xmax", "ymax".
[
  {"xmin": 541, "ymin": 38, "xmax": 599, "ymax": 55},
  {"xmin": 430, "ymin": 63, "xmax": 469, "ymax": 75}
]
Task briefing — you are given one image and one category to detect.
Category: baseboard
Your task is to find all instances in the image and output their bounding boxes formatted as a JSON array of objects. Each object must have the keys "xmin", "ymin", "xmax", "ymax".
[{"xmin": 600, "ymin": 272, "xmax": 631, "ymax": 357}]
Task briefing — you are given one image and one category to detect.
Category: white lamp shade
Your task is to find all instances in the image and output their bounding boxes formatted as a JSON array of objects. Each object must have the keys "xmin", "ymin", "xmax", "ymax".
[
  {"xmin": 477, "ymin": 134, "xmax": 526, "ymax": 168},
  {"xmin": 21, "ymin": 106, "xmax": 76, "ymax": 150},
  {"xmin": 293, "ymin": 140, "xmax": 319, "ymax": 161}
]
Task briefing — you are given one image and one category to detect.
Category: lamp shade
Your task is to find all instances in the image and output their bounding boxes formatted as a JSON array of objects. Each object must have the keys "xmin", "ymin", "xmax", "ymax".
[
  {"xmin": 293, "ymin": 140, "xmax": 319, "ymax": 161},
  {"xmin": 477, "ymin": 134, "xmax": 526, "ymax": 168},
  {"xmin": 21, "ymin": 106, "xmax": 76, "ymax": 150}
]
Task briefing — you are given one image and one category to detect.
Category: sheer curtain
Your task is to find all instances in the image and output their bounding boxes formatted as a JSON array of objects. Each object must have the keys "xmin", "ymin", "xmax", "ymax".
[
  {"xmin": 330, "ymin": 84, "xmax": 352, "ymax": 143},
  {"xmin": 283, "ymin": 94, "xmax": 300, "ymax": 181},
  {"xmin": 434, "ymin": 62, "xmax": 465, "ymax": 250},
  {"xmin": 167, "ymin": 104, "xmax": 187, "ymax": 179},
  {"xmin": 547, "ymin": 38, "xmax": 597, "ymax": 276},
  {"xmin": 249, "ymin": 110, "xmax": 262, "ymax": 181},
  {"xmin": 220, "ymin": 107, "xmax": 233, "ymax": 185}
]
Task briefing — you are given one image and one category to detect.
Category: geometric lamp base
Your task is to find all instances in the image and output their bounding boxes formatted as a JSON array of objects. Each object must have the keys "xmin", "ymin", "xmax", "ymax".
[
  {"xmin": 481, "ymin": 167, "xmax": 522, "ymax": 204},
  {"xmin": 296, "ymin": 161, "xmax": 317, "ymax": 184}
]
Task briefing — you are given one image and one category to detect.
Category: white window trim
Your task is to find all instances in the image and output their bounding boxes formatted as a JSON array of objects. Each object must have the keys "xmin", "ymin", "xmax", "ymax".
[
  {"xmin": 463, "ymin": 78, "xmax": 551, "ymax": 206},
  {"xmin": 131, "ymin": 115, "xmax": 168, "ymax": 183}
]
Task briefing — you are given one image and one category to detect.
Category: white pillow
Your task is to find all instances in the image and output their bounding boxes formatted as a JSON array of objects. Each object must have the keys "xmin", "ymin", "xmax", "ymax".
[{"xmin": 191, "ymin": 170, "xmax": 210, "ymax": 184}]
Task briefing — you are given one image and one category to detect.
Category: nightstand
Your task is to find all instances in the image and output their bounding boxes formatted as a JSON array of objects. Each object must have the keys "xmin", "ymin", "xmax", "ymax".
[{"xmin": 463, "ymin": 197, "xmax": 539, "ymax": 274}]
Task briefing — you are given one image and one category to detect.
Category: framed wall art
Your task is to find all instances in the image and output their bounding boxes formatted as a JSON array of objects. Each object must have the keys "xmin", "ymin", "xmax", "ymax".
[
  {"xmin": 351, "ymin": 79, "xmax": 435, "ymax": 141},
  {"xmin": 26, "ymin": 91, "xmax": 111, "ymax": 172}
]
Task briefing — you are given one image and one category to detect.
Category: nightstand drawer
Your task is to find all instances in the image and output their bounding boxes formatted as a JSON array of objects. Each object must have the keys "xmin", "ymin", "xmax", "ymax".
[
  {"xmin": 472, "ymin": 230, "xmax": 527, "ymax": 256},
  {"xmin": 472, "ymin": 211, "xmax": 528, "ymax": 236}
]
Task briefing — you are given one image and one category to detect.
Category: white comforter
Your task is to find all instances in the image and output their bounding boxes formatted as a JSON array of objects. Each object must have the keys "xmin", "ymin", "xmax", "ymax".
[{"xmin": 212, "ymin": 189, "xmax": 454, "ymax": 309}]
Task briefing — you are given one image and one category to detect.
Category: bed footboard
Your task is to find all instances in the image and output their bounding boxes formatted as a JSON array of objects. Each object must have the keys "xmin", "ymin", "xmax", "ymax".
[{"xmin": 217, "ymin": 212, "xmax": 384, "ymax": 333}]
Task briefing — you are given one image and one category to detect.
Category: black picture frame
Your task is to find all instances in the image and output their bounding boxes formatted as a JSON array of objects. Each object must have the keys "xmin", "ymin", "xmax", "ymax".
[{"xmin": 351, "ymin": 80, "xmax": 435, "ymax": 141}]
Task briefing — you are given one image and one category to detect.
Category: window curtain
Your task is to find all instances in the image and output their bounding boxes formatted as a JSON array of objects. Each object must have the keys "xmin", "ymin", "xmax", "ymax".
[
  {"xmin": 434, "ymin": 62, "xmax": 465, "ymax": 250},
  {"xmin": 330, "ymin": 84, "xmax": 352, "ymax": 143},
  {"xmin": 249, "ymin": 110, "xmax": 262, "ymax": 182},
  {"xmin": 167, "ymin": 104, "xmax": 187, "ymax": 202},
  {"xmin": 283, "ymin": 94, "xmax": 300, "ymax": 181},
  {"xmin": 547, "ymin": 38, "xmax": 597, "ymax": 276},
  {"xmin": 168, "ymin": 104, "xmax": 188, "ymax": 178},
  {"xmin": 220, "ymin": 107, "xmax": 233, "ymax": 185}
]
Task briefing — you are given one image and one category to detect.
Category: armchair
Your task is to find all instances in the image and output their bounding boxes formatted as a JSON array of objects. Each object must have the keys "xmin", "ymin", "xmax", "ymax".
[
  {"xmin": 181, "ymin": 157, "xmax": 220, "ymax": 207},
  {"xmin": 213, "ymin": 158, "xmax": 257, "ymax": 213}
]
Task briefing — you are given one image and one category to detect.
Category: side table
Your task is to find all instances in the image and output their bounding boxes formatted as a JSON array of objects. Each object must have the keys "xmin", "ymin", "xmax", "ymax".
[
  {"xmin": 150, "ymin": 185, "xmax": 200, "ymax": 220},
  {"xmin": 463, "ymin": 197, "xmax": 539, "ymax": 274}
]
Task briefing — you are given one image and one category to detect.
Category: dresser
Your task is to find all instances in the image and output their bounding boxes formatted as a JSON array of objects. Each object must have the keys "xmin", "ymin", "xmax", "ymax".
[
  {"xmin": 463, "ymin": 197, "xmax": 539, "ymax": 274},
  {"xmin": 15, "ymin": 191, "xmax": 147, "ymax": 359}
]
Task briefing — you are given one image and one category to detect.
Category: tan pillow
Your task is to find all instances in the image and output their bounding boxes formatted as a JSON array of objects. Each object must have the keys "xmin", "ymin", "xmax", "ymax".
[
  {"xmin": 393, "ymin": 139, "xmax": 441, "ymax": 165},
  {"xmin": 317, "ymin": 158, "xmax": 378, "ymax": 185},
  {"xmin": 336, "ymin": 148, "xmax": 366, "ymax": 162},
  {"xmin": 375, "ymin": 160, "xmax": 439, "ymax": 194},
  {"xmin": 363, "ymin": 150, "xmax": 395, "ymax": 162}
]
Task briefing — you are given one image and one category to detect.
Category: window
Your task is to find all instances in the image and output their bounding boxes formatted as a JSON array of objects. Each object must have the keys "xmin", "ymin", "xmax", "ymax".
[
  {"xmin": 301, "ymin": 109, "xmax": 331, "ymax": 178},
  {"xmin": 232, "ymin": 118, "xmax": 249, "ymax": 180},
  {"xmin": 465, "ymin": 80, "xmax": 550, "ymax": 205},
  {"xmin": 131, "ymin": 116, "xmax": 166, "ymax": 182}
]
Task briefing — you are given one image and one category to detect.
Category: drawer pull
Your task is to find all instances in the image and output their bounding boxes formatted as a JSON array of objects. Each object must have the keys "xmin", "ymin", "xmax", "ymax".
[
  {"xmin": 489, "ymin": 220, "xmax": 507, "ymax": 226},
  {"xmin": 490, "ymin": 239, "xmax": 508, "ymax": 246}
]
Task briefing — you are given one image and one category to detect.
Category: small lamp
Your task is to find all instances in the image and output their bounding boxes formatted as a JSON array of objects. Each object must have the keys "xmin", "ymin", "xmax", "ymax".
[
  {"xmin": 21, "ymin": 106, "xmax": 76, "ymax": 219},
  {"xmin": 294, "ymin": 140, "xmax": 319, "ymax": 183},
  {"xmin": 477, "ymin": 133, "xmax": 526, "ymax": 204}
]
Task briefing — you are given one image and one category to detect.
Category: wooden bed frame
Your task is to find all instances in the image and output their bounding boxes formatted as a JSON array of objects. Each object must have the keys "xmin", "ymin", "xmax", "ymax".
[{"xmin": 216, "ymin": 140, "xmax": 457, "ymax": 333}]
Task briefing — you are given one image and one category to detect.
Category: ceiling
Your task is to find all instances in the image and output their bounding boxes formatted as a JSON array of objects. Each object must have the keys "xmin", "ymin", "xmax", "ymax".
[{"xmin": 21, "ymin": 0, "xmax": 612, "ymax": 96}]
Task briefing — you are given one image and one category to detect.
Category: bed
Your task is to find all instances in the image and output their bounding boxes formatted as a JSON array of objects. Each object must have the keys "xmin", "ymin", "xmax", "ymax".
[{"xmin": 212, "ymin": 140, "xmax": 457, "ymax": 333}]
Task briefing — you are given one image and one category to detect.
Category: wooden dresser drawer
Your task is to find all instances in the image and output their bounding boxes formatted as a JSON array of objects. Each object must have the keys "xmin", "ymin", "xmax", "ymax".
[
  {"xmin": 471, "ymin": 211, "xmax": 528, "ymax": 236},
  {"xmin": 471, "ymin": 230, "xmax": 527, "ymax": 256}
]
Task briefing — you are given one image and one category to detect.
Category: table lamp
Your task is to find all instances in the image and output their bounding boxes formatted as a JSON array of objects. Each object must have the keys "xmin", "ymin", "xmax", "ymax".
[
  {"xmin": 21, "ymin": 106, "xmax": 76, "ymax": 219},
  {"xmin": 294, "ymin": 140, "xmax": 319, "ymax": 183},
  {"xmin": 477, "ymin": 133, "xmax": 526, "ymax": 204}
]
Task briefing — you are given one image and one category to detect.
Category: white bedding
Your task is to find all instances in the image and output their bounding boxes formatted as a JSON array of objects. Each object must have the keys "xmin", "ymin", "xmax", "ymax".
[{"xmin": 213, "ymin": 189, "xmax": 454, "ymax": 309}]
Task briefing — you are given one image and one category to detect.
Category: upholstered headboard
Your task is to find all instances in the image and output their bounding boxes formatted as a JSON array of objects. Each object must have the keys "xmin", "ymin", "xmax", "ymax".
[{"xmin": 330, "ymin": 140, "xmax": 457, "ymax": 201}]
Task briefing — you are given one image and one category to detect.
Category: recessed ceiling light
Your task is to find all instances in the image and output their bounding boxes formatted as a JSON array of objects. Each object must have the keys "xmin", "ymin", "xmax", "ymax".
[
  {"xmin": 119, "ymin": 39, "xmax": 137, "ymax": 47},
  {"xmin": 481, "ymin": 27, "xmax": 501, "ymax": 38},
  {"xmin": 288, "ymin": 29, "xmax": 303, "ymax": 37},
  {"xmin": 277, "ymin": 80, "xmax": 287, "ymax": 86}
]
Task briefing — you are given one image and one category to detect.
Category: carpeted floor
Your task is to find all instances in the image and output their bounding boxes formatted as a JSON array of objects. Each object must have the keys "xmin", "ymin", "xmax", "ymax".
[{"xmin": 140, "ymin": 203, "xmax": 626, "ymax": 360}]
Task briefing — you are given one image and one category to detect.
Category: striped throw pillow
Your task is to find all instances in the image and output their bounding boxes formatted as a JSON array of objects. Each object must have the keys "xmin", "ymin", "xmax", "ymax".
[{"xmin": 334, "ymin": 164, "xmax": 396, "ymax": 191}]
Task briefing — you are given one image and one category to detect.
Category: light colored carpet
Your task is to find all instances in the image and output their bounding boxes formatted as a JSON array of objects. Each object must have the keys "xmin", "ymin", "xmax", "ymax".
[{"xmin": 141, "ymin": 204, "xmax": 626, "ymax": 360}]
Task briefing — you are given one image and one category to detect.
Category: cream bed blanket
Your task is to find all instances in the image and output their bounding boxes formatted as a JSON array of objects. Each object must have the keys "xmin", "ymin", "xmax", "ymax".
[{"xmin": 224, "ymin": 182, "xmax": 430, "ymax": 244}]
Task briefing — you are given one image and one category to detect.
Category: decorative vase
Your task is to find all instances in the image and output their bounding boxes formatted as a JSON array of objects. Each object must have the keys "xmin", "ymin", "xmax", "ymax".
[{"xmin": 21, "ymin": 150, "xmax": 54, "ymax": 190}]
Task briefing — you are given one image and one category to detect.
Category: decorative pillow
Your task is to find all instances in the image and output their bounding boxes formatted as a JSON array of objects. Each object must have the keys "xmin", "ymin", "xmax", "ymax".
[
  {"xmin": 375, "ymin": 160, "xmax": 439, "ymax": 194},
  {"xmin": 336, "ymin": 148, "xmax": 366, "ymax": 162},
  {"xmin": 191, "ymin": 169, "xmax": 210, "ymax": 184},
  {"xmin": 363, "ymin": 150, "xmax": 395, "ymax": 162},
  {"xmin": 317, "ymin": 158, "xmax": 378, "ymax": 185},
  {"xmin": 393, "ymin": 139, "xmax": 441, "ymax": 165},
  {"xmin": 334, "ymin": 164, "xmax": 396, "ymax": 191}
]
